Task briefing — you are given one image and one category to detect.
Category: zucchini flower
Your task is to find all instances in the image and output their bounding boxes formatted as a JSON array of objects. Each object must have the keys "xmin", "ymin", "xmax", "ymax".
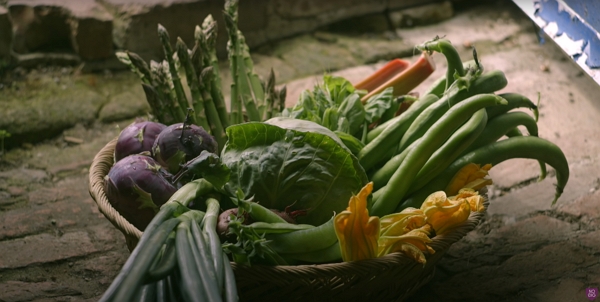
[
  {"xmin": 445, "ymin": 163, "xmax": 493, "ymax": 196},
  {"xmin": 380, "ymin": 208, "xmax": 427, "ymax": 237},
  {"xmin": 334, "ymin": 182, "xmax": 380, "ymax": 262},
  {"xmin": 378, "ymin": 224, "xmax": 434, "ymax": 264},
  {"xmin": 452, "ymin": 188, "xmax": 486, "ymax": 212},
  {"xmin": 335, "ymin": 183, "xmax": 438, "ymax": 264},
  {"xmin": 420, "ymin": 188, "xmax": 487, "ymax": 235}
]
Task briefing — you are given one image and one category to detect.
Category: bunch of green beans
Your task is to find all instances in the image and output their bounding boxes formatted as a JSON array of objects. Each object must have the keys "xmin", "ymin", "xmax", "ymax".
[{"xmin": 358, "ymin": 37, "xmax": 568, "ymax": 217}]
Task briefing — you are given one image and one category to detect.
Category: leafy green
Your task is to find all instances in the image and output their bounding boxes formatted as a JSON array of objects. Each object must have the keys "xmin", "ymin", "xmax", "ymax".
[
  {"xmin": 281, "ymin": 75, "xmax": 394, "ymax": 151},
  {"xmin": 220, "ymin": 118, "xmax": 368, "ymax": 226}
]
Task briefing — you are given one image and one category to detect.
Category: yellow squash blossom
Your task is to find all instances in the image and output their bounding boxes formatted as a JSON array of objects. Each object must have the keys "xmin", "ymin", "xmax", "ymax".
[
  {"xmin": 335, "ymin": 183, "xmax": 437, "ymax": 263},
  {"xmin": 452, "ymin": 188, "xmax": 486, "ymax": 212},
  {"xmin": 378, "ymin": 224, "xmax": 435, "ymax": 264},
  {"xmin": 334, "ymin": 182, "xmax": 380, "ymax": 262},
  {"xmin": 379, "ymin": 208, "xmax": 427, "ymax": 237},
  {"xmin": 445, "ymin": 163, "xmax": 493, "ymax": 196},
  {"xmin": 420, "ymin": 191, "xmax": 471, "ymax": 235}
]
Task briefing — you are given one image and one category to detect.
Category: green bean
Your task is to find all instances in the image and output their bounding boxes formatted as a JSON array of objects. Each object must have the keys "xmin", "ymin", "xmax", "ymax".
[
  {"xmin": 410, "ymin": 108, "xmax": 488, "ymax": 193},
  {"xmin": 462, "ymin": 111, "xmax": 547, "ymax": 180},
  {"xmin": 465, "ymin": 111, "xmax": 539, "ymax": 153},
  {"xmin": 398, "ymin": 69, "xmax": 508, "ymax": 154},
  {"xmin": 397, "ymin": 136, "xmax": 569, "ymax": 211},
  {"xmin": 371, "ymin": 94, "xmax": 507, "ymax": 217},
  {"xmin": 416, "ymin": 38, "xmax": 466, "ymax": 91},
  {"xmin": 365, "ymin": 94, "xmax": 438, "ymax": 143},
  {"xmin": 506, "ymin": 127, "xmax": 524, "ymax": 137},
  {"xmin": 487, "ymin": 92, "xmax": 539, "ymax": 121},
  {"xmin": 266, "ymin": 217, "xmax": 337, "ymax": 254},
  {"xmin": 370, "ymin": 138, "xmax": 420, "ymax": 190},
  {"xmin": 359, "ymin": 94, "xmax": 439, "ymax": 170},
  {"xmin": 421, "ymin": 60, "xmax": 477, "ymax": 98}
]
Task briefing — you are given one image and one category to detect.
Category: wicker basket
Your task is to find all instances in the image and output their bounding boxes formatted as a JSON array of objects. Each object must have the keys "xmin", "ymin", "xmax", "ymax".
[{"xmin": 88, "ymin": 138, "xmax": 487, "ymax": 301}]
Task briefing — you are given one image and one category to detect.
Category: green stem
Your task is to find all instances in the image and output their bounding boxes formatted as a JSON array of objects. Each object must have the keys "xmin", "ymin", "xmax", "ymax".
[
  {"xmin": 126, "ymin": 51, "xmax": 153, "ymax": 86},
  {"xmin": 199, "ymin": 68, "xmax": 227, "ymax": 151},
  {"xmin": 223, "ymin": 2, "xmax": 261, "ymax": 122},
  {"xmin": 175, "ymin": 37, "xmax": 211, "ymax": 132},
  {"xmin": 416, "ymin": 37, "xmax": 466, "ymax": 91},
  {"xmin": 151, "ymin": 60, "xmax": 186, "ymax": 123},
  {"xmin": 158, "ymin": 24, "xmax": 192, "ymax": 123},
  {"xmin": 201, "ymin": 16, "xmax": 230, "ymax": 128}
]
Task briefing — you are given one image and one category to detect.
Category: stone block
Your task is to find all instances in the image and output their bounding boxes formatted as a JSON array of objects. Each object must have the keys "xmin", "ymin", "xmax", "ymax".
[
  {"xmin": 8, "ymin": 1, "xmax": 72, "ymax": 54},
  {"xmin": 0, "ymin": 6, "xmax": 12, "ymax": 63},
  {"xmin": 67, "ymin": 1, "xmax": 114, "ymax": 60},
  {"xmin": 8, "ymin": 0, "xmax": 113, "ymax": 60},
  {"xmin": 98, "ymin": 89, "xmax": 149, "ymax": 123},
  {"xmin": 104, "ymin": 0, "xmax": 228, "ymax": 61}
]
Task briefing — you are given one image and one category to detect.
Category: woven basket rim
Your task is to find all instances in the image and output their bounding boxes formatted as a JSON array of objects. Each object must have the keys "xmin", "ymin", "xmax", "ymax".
[{"xmin": 88, "ymin": 137, "xmax": 487, "ymax": 269}]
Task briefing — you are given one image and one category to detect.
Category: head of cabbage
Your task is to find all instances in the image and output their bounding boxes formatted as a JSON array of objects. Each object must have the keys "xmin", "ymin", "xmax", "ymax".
[{"xmin": 221, "ymin": 118, "xmax": 369, "ymax": 226}]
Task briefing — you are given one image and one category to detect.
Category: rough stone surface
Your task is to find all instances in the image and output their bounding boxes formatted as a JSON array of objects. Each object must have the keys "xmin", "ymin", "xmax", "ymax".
[
  {"xmin": 98, "ymin": 89, "xmax": 149, "ymax": 122},
  {"xmin": 1, "ymin": 1, "xmax": 600, "ymax": 301},
  {"xmin": 389, "ymin": 1, "xmax": 454, "ymax": 28},
  {"xmin": 0, "ymin": 6, "xmax": 12, "ymax": 63}
]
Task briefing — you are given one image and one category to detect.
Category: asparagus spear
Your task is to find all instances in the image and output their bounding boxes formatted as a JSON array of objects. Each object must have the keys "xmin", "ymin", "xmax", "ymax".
[
  {"xmin": 157, "ymin": 24, "xmax": 193, "ymax": 124},
  {"xmin": 200, "ymin": 17, "xmax": 230, "ymax": 128},
  {"xmin": 151, "ymin": 60, "xmax": 186, "ymax": 123},
  {"xmin": 175, "ymin": 37, "xmax": 212, "ymax": 133},
  {"xmin": 223, "ymin": 0, "xmax": 261, "ymax": 122},
  {"xmin": 198, "ymin": 67, "xmax": 227, "ymax": 151}
]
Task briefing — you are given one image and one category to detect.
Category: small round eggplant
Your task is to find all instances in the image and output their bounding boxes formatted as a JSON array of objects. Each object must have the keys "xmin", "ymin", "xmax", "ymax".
[
  {"xmin": 114, "ymin": 120, "xmax": 167, "ymax": 162},
  {"xmin": 105, "ymin": 154, "xmax": 177, "ymax": 230},
  {"xmin": 152, "ymin": 123, "xmax": 217, "ymax": 174}
]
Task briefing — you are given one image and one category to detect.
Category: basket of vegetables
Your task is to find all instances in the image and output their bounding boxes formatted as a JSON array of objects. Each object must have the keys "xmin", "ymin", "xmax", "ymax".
[{"xmin": 88, "ymin": 1, "xmax": 570, "ymax": 300}]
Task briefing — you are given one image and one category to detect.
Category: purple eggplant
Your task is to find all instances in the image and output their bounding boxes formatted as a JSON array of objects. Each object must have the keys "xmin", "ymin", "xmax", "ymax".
[
  {"xmin": 105, "ymin": 154, "xmax": 177, "ymax": 230},
  {"xmin": 114, "ymin": 120, "xmax": 167, "ymax": 162},
  {"xmin": 152, "ymin": 123, "xmax": 217, "ymax": 174}
]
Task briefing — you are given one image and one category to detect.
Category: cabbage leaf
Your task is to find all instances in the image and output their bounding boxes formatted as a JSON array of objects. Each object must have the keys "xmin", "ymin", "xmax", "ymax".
[{"xmin": 221, "ymin": 119, "xmax": 369, "ymax": 226}]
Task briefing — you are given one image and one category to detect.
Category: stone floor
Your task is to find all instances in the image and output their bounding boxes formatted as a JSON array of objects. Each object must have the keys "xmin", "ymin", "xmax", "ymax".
[{"xmin": 1, "ymin": 1, "xmax": 599, "ymax": 301}]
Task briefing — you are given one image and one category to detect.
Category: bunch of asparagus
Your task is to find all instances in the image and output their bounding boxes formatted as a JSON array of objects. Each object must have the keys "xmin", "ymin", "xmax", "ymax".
[{"xmin": 116, "ymin": 0, "xmax": 286, "ymax": 150}]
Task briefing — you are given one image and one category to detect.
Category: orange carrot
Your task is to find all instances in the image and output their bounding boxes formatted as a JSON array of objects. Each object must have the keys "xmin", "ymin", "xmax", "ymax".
[
  {"xmin": 354, "ymin": 59, "xmax": 410, "ymax": 92},
  {"xmin": 361, "ymin": 53, "xmax": 436, "ymax": 103}
]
